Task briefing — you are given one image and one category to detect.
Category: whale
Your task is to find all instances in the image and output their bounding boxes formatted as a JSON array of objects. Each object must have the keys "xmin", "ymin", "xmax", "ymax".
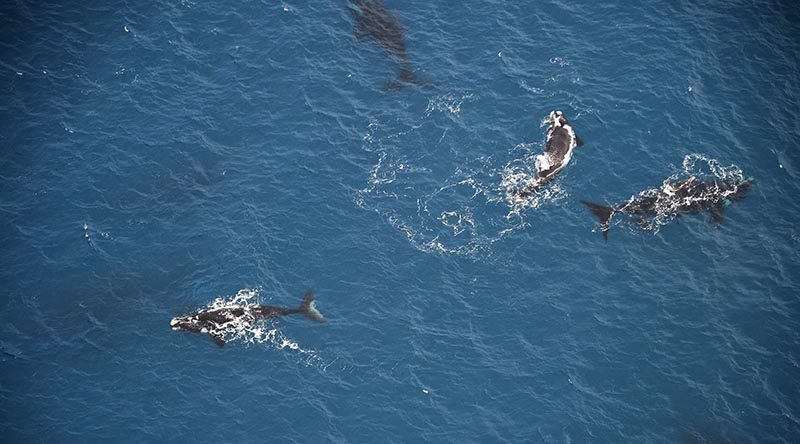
[
  {"xmin": 514, "ymin": 110, "xmax": 584, "ymax": 200},
  {"xmin": 582, "ymin": 176, "xmax": 754, "ymax": 240},
  {"xmin": 349, "ymin": 0, "xmax": 422, "ymax": 88},
  {"xmin": 170, "ymin": 290, "xmax": 325, "ymax": 347}
]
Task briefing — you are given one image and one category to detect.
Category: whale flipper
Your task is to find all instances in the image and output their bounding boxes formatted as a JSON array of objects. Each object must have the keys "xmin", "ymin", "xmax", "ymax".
[
  {"xmin": 581, "ymin": 200, "xmax": 615, "ymax": 241},
  {"xmin": 709, "ymin": 203, "xmax": 725, "ymax": 227},
  {"xmin": 209, "ymin": 332, "xmax": 226, "ymax": 347},
  {"xmin": 576, "ymin": 137, "xmax": 584, "ymax": 147},
  {"xmin": 299, "ymin": 290, "xmax": 326, "ymax": 323}
]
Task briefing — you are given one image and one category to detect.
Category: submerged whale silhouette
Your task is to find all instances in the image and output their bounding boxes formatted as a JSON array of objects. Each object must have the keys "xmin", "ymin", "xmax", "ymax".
[
  {"xmin": 514, "ymin": 111, "xmax": 584, "ymax": 200},
  {"xmin": 170, "ymin": 290, "xmax": 325, "ymax": 347},
  {"xmin": 582, "ymin": 176, "xmax": 754, "ymax": 240},
  {"xmin": 349, "ymin": 0, "xmax": 422, "ymax": 88}
]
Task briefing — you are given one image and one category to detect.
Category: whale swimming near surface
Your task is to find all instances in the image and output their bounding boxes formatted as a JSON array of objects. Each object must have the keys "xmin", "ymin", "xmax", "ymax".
[
  {"xmin": 349, "ymin": 0, "xmax": 422, "ymax": 88},
  {"xmin": 170, "ymin": 290, "xmax": 325, "ymax": 347},
  {"xmin": 582, "ymin": 175, "xmax": 754, "ymax": 240},
  {"xmin": 513, "ymin": 110, "xmax": 584, "ymax": 200}
]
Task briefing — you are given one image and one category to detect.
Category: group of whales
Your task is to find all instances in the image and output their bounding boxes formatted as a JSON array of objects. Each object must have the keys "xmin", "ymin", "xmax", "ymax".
[
  {"xmin": 346, "ymin": 0, "xmax": 755, "ymax": 236},
  {"xmin": 170, "ymin": 0, "xmax": 754, "ymax": 347},
  {"xmin": 514, "ymin": 110, "xmax": 754, "ymax": 240}
]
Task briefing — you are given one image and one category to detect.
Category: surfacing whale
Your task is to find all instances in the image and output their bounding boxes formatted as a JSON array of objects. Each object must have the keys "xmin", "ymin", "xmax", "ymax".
[
  {"xmin": 582, "ymin": 176, "xmax": 754, "ymax": 240},
  {"xmin": 170, "ymin": 290, "xmax": 325, "ymax": 347},
  {"xmin": 349, "ymin": 0, "xmax": 422, "ymax": 88},
  {"xmin": 513, "ymin": 110, "xmax": 584, "ymax": 200}
]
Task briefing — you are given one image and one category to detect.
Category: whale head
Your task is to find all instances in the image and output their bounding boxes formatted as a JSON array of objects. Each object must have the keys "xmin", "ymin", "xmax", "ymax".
[
  {"xmin": 549, "ymin": 110, "xmax": 567, "ymax": 128},
  {"xmin": 170, "ymin": 315, "xmax": 204, "ymax": 333},
  {"xmin": 170, "ymin": 313, "xmax": 228, "ymax": 347}
]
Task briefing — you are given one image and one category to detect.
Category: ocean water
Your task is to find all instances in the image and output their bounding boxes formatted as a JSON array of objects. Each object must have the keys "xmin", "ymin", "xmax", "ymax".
[{"xmin": 1, "ymin": 0, "xmax": 799, "ymax": 442}]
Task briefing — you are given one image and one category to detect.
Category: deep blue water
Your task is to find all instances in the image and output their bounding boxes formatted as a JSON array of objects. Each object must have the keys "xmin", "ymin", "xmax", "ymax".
[{"xmin": 2, "ymin": 0, "xmax": 800, "ymax": 442}]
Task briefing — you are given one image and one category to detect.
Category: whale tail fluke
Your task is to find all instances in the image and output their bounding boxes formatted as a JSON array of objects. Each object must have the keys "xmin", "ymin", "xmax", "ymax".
[
  {"xmin": 581, "ymin": 200, "xmax": 614, "ymax": 241},
  {"xmin": 299, "ymin": 290, "xmax": 326, "ymax": 323}
]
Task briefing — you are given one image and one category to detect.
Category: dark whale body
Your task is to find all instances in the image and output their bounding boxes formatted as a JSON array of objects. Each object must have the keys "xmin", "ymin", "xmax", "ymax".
[
  {"xmin": 514, "ymin": 110, "xmax": 584, "ymax": 200},
  {"xmin": 349, "ymin": 0, "xmax": 422, "ymax": 88},
  {"xmin": 170, "ymin": 290, "xmax": 325, "ymax": 347},
  {"xmin": 582, "ymin": 176, "xmax": 754, "ymax": 240}
]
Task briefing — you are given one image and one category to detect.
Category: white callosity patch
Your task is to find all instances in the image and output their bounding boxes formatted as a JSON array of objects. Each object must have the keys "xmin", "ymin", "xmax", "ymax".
[{"xmin": 534, "ymin": 153, "xmax": 554, "ymax": 173}]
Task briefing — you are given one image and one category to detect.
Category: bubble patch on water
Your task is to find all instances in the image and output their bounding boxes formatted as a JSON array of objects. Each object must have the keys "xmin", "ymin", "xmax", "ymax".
[
  {"xmin": 424, "ymin": 93, "xmax": 474, "ymax": 117},
  {"xmin": 359, "ymin": 153, "xmax": 525, "ymax": 257}
]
